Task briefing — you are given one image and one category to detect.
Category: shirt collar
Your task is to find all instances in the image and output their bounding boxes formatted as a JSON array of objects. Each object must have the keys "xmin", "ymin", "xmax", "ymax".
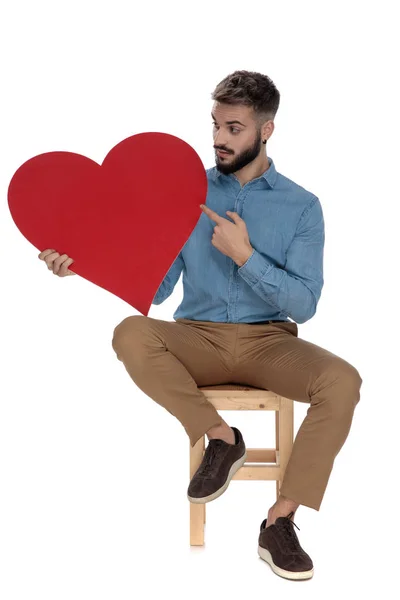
[{"xmin": 212, "ymin": 155, "xmax": 277, "ymax": 189}]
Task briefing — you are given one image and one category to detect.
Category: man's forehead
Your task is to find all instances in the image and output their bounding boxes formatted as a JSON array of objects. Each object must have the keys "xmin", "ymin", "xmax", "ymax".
[{"xmin": 212, "ymin": 102, "xmax": 253, "ymax": 121}]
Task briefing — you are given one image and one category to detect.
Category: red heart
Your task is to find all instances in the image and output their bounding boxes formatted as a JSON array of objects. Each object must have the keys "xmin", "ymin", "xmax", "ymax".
[{"xmin": 8, "ymin": 133, "xmax": 207, "ymax": 315}]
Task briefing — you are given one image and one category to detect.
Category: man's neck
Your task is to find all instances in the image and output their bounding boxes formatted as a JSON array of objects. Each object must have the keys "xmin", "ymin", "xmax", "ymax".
[{"xmin": 233, "ymin": 155, "xmax": 270, "ymax": 187}]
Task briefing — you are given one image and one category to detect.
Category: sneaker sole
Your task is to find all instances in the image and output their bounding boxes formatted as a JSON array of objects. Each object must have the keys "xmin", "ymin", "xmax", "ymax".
[
  {"xmin": 187, "ymin": 450, "xmax": 247, "ymax": 504},
  {"xmin": 258, "ymin": 545, "xmax": 314, "ymax": 580}
]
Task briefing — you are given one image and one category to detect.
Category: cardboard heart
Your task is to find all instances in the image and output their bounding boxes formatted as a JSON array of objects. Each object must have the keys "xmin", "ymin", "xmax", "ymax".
[{"xmin": 8, "ymin": 132, "xmax": 207, "ymax": 315}]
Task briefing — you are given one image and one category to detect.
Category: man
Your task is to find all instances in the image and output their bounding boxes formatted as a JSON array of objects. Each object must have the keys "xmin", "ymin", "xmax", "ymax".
[{"xmin": 111, "ymin": 70, "xmax": 363, "ymax": 580}]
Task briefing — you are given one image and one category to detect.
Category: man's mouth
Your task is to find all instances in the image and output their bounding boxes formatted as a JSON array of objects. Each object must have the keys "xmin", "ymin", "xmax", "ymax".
[{"xmin": 217, "ymin": 149, "xmax": 230, "ymax": 157}]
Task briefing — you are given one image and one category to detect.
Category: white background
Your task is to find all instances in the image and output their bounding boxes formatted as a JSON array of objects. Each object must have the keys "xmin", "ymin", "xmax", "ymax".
[{"xmin": 1, "ymin": 0, "xmax": 398, "ymax": 597}]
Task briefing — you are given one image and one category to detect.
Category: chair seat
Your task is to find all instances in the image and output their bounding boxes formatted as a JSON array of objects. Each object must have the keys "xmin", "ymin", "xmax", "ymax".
[
  {"xmin": 198, "ymin": 384, "xmax": 279, "ymax": 410},
  {"xmin": 198, "ymin": 383, "xmax": 270, "ymax": 391}
]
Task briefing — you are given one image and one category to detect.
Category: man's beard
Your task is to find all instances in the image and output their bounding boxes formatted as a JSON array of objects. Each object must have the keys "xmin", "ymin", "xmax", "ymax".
[{"xmin": 215, "ymin": 128, "xmax": 263, "ymax": 175}]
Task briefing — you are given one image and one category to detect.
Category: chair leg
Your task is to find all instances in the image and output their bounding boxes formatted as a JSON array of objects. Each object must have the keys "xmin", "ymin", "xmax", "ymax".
[
  {"xmin": 275, "ymin": 410, "xmax": 280, "ymax": 501},
  {"xmin": 277, "ymin": 398, "xmax": 294, "ymax": 500},
  {"xmin": 189, "ymin": 435, "xmax": 205, "ymax": 545}
]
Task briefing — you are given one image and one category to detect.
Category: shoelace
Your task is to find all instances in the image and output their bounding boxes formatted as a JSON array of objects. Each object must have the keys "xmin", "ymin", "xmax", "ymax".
[
  {"xmin": 275, "ymin": 511, "xmax": 302, "ymax": 552},
  {"xmin": 198, "ymin": 440, "xmax": 225, "ymax": 476}
]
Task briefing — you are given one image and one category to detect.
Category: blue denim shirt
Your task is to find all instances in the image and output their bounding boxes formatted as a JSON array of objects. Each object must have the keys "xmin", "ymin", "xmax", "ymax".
[{"xmin": 152, "ymin": 156, "xmax": 324, "ymax": 324}]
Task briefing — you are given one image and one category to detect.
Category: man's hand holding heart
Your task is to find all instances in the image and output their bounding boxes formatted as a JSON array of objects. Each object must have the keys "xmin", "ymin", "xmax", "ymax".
[{"xmin": 200, "ymin": 204, "xmax": 254, "ymax": 267}]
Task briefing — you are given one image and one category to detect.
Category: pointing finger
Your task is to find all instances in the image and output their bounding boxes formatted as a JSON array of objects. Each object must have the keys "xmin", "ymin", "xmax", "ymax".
[{"xmin": 200, "ymin": 204, "xmax": 223, "ymax": 224}]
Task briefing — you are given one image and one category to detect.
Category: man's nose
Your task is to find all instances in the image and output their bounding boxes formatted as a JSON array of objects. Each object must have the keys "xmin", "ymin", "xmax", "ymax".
[{"xmin": 213, "ymin": 129, "xmax": 227, "ymax": 147}]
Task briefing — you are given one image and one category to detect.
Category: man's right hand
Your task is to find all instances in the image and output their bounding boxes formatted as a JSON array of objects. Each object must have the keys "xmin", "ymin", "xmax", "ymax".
[{"xmin": 38, "ymin": 249, "xmax": 76, "ymax": 277}]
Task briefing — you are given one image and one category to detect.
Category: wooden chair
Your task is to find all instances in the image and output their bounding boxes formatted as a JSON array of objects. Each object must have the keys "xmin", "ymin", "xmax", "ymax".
[{"xmin": 189, "ymin": 384, "xmax": 294, "ymax": 546}]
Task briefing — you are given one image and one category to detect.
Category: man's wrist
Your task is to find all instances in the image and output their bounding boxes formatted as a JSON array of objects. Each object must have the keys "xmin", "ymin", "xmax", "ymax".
[{"xmin": 234, "ymin": 246, "xmax": 254, "ymax": 267}]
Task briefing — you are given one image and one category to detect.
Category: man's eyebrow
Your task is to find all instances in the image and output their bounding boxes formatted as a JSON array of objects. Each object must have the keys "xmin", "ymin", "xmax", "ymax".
[{"xmin": 211, "ymin": 112, "xmax": 246, "ymax": 127}]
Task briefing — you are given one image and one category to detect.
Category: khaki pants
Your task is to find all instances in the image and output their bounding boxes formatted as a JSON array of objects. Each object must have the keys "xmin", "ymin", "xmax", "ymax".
[{"xmin": 111, "ymin": 316, "xmax": 362, "ymax": 511}]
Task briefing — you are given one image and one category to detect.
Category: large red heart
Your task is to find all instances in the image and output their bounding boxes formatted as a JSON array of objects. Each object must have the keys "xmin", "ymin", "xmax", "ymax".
[{"xmin": 8, "ymin": 133, "xmax": 207, "ymax": 315}]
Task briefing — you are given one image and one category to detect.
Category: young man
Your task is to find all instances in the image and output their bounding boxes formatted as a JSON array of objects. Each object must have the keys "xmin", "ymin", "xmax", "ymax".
[{"xmin": 111, "ymin": 70, "xmax": 363, "ymax": 580}]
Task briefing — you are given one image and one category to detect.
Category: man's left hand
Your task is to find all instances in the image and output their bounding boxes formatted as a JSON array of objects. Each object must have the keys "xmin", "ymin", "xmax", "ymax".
[{"xmin": 200, "ymin": 204, "xmax": 253, "ymax": 266}]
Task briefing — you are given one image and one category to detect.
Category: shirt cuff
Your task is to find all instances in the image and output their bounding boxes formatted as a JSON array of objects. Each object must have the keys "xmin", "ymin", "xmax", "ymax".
[{"xmin": 237, "ymin": 248, "xmax": 273, "ymax": 286}]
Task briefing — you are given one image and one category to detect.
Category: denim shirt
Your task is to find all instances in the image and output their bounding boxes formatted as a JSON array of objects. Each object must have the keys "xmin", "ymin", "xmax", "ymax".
[{"xmin": 152, "ymin": 156, "xmax": 324, "ymax": 324}]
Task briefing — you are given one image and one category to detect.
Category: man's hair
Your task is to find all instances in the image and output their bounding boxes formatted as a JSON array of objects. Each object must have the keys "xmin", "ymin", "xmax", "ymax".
[{"xmin": 211, "ymin": 70, "xmax": 280, "ymax": 127}]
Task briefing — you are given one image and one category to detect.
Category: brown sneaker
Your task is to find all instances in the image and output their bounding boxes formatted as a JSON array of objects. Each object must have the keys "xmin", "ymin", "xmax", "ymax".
[
  {"xmin": 258, "ymin": 511, "xmax": 314, "ymax": 580},
  {"xmin": 187, "ymin": 426, "xmax": 247, "ymax": 503}
]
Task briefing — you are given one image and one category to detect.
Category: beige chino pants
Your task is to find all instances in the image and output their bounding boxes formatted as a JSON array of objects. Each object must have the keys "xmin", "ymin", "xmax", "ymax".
[{"xmin": 112, "ymin": 316, "xmax": 362, "ymax": 510}]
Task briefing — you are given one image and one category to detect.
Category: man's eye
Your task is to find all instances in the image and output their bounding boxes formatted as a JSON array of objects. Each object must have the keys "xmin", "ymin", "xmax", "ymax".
[{"xmin": 212, "ymin": 122, "xmax": 240, "ymax": 134}]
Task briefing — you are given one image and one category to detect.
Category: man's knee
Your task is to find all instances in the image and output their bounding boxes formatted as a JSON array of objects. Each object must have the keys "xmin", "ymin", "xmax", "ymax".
[
  {"xmin": 330, "ymin": 362, "xmax": 363, "ymax": 409},
  {"xmin": 343, "ymin": 360, "xmax": 362, "ymax": 387},
  {"xmin": 313, "ymin": 359, "xmax": 363, "ymax": 413},
  {"xmin": 111, "ymin": 315, "xmax": 148, "ymax": 350}
]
